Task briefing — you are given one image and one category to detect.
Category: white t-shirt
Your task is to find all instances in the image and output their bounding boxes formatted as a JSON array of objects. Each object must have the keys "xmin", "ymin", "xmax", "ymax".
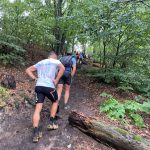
[{"xmin": 34, "ymin": 58, "xmax": 61, "ymax": 88}]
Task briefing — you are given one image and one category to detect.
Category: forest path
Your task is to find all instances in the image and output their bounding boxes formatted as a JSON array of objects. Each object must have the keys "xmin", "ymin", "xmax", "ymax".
[{"xmin": 0, "ymin": 68, "xmax": 111, "ymax": 150}]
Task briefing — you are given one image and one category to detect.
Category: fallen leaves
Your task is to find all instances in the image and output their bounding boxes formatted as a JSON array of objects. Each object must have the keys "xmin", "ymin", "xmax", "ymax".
[{"xmin": 0, "ymin": 99, "xmax": 6, "ymax": 108}]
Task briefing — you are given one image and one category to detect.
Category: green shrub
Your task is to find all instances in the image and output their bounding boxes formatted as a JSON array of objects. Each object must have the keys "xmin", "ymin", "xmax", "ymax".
[
  {"xmin": 129, "ymin": 113, "xmax": 145, "ymax": 127},
  {"xmin": 84, "ymin": 68, "xmax": 150, "ymax": 98},
  {"xmin": 100, "ymin": 97, "xmax": 125, "ymax": 120},
  {"xmin": 141, "ymin": 101, "xmax": 150, "ymax": 115},
  {"xmin": 0, "ymin": 40, "xmax": 25, "ymax": 66},
  {"xmin": 100, "ymin": 93, "xmax": 150, "ymax": 127}
]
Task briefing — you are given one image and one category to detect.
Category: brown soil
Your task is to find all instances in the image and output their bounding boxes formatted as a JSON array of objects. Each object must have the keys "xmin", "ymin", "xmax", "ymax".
[
  {"xmin": 0, "ymin": 65, "xmax": 112, "ymax": 150},
  {"xmin": 0, "ymin": 65, "xmax": 149, "ymax": 150}
]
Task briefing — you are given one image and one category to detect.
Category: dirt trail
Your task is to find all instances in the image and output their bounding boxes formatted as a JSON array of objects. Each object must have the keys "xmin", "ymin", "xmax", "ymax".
[{"xmin": 0, "ymin": 72, "xmax": 111, "ymax": 150}]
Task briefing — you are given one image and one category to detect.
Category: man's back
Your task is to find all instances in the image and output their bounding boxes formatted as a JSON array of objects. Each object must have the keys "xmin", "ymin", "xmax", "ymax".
[
  {"xmin": 34, "ymin": 58, "xmax": 61, "ymax": 88},
  {"xmin": 57, "ymin": 54, "xmax": 76, "ymax": 110},
  {"xmin": 60, "ymin": 56, "xmax": 76, "ymax": 72}
]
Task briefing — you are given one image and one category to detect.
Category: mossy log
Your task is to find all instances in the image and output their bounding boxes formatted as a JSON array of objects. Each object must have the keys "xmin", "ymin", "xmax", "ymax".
[{"xmin": 68, "ymin": 111, "xmax": 150, "ymax": 150}]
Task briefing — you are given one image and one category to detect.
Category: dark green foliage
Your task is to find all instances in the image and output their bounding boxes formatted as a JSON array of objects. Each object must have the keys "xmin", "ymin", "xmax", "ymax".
[
  {"xmin": 0, "ymin": 0, "xmax": 149, "ymax": 85},
  {"xmin": 85, "ymin": 67, "xmax": 150, "ymax": 98},
  {"xmin": 0, "ymin": 32, "xmax": 26, "ymax": 66},
  {"xmin": 0, "ymin": 40, "xmax": 25, "ymax": 65},
  {"xmin": 81, "ymin": 0, "xmax": 150, "ymax": 98},
  {"xmin": 134, "ymin": 95, "xmax": 144, "ymax": 102},
  {"xmin": 100, "ymin": 98, "xmax": 125, "ymax": 120},
  {"xmin": 141, "ymin": 101, "xmax": 150, "ymax": 115},
  {"xmin": 100, "ymin": 92, "xmax": 150, "ymax": 127}
]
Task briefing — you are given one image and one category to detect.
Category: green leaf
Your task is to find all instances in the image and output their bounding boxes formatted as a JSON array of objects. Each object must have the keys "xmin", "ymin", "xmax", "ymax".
[
  {"xmin": 129, "ymin": 113, "xmax": 145, "ymax": 128},
  {"xmin": 99, "ymin": 92, "xmax": 113, "ymax": 98}
]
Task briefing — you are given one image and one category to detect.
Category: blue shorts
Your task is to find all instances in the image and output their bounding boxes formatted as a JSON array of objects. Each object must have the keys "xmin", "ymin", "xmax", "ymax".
[
  {"xmin": 35, "ymin": 86, "xmax": 58, "ymax": 104},
  {"xmin": 58, "ymin": 71, "xmax": 72, "ymax": 85}
]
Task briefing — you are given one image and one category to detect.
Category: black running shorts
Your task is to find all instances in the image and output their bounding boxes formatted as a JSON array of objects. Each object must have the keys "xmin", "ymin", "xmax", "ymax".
[
  {"xmin": 35, "ymin": 86, "xmax": 58, "ymax": 104},
  {"xmin": 58, "ymin": 71, "xmax": 72, "ymax": 85}
]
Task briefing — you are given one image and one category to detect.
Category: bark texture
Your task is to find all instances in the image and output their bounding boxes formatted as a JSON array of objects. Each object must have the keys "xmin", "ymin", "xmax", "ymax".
[{"xmin": 68, "ymin": 111, "xmax": 150, "ymax": 150}]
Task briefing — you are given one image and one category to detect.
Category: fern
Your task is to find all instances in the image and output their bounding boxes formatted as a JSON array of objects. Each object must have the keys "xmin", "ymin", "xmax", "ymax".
[
  {"xmin": 100, "ymin": 98, "xmax": 125, "ymax": 120},
  {"xmin": 100, "ymin": 93, "xmax": 150, "ymax": 127},
  {"xmin": 129, "ymin": 113, "xmax": 145, "ymax": 127},
  {"xmin": 141, "ymin": 101, "xmax": 150, "ymax": 115},
  {"xmin": 124, "ymin": 100, "xmax": 142, "ymax": 112}
]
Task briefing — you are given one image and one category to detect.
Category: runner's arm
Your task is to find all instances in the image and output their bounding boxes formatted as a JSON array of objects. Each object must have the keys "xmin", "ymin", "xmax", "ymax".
[
  {"xmin": 71, "ymin": 65, "xmax": 76, "ymax": 77},
  {"xmin": 55, "ymin": 63, "xmax": 65, "ymax": 85},
  {"xmin": 71, "ymin": 58, "xmax": 77, "ymax": 77},
  {"xmin": 26, "ymin": 65, "xmax": 37, "ymax": 80}
]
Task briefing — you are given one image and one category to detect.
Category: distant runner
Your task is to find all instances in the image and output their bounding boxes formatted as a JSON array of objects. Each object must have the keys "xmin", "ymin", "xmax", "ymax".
[
  {"xmin": 26, "ymin": 51, "xmax": 65, "ymax": 143},
  {"xmin": 76, "ymin": 52, "xmax": 80, "ymax": 63},
  {"xmin": 57, "ymin": 53, "xmax": 76, "ymax": 109},
  {"xmin": 79, "ymin": 52, "xmax": 84, "ymax": 64}
]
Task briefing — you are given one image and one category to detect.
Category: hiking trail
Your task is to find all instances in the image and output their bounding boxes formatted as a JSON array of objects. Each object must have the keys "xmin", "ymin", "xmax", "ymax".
[{"xmin": 0, "ymin": 69, "xmax": 111, "ymax": 150}]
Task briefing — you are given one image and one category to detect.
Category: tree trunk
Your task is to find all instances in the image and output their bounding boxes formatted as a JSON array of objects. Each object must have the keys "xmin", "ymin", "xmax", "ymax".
[
  {"xmin": 102, "ymin": 41, "xmax": 106, "ymax": 68},
  {"xmin": 68, "ymin": 111, "xmax": 150, "ymax": 150},
  {"xmin": 15, "ymin": 5, "xmax": 19, "ymax": 39},
  {"xmin": 82, "ymin": 43, "xmax": 86, "ymax": 54},
  {"xmin": 53, "ymin": 0, "xmax": 65, "ymax": 55},
  {"xmin": 113, "ymin": 32, "xmax": 124, "ymax": 68},
  {"xmin": 71, "ymin": 38, "xmax": 75, "ymax": 53},
  {"xmin": 99, "ymin": 40, "xmax": 102, "ymax": 65}
]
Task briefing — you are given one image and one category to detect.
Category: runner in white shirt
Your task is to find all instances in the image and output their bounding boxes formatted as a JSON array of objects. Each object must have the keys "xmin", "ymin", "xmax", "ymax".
[{"xmin": 26, "ymin": 51, "xmax": 65, "ymax": 143}]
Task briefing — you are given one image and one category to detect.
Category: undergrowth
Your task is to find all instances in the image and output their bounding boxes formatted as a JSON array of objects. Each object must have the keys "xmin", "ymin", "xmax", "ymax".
[
  {"xmin": 82, "ymin": 67, "xmax": 150, "ymax": 98},
  {"xmin": 0, "ymin": 34, "xmax": 25, "ymax": 66},
  {"xmin": 0, "ymin": 86, "xmax": 9, "ymax": 108},
  {"xmin": 99, "ymin": 92, "xmax": 150, "ymax": 127}
]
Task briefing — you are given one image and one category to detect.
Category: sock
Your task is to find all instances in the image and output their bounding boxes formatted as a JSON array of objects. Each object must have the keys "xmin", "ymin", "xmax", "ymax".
[
  {"xmin": 33, "ymin": 127, "xmax": 39, "ymax": 133},
  {"xmin": 64, "ymin": 103, "xmax": 68, "ymax": 107},
  {"xmin": 50, "ymin": 117, "xmax": 55, "ymax": 122}
]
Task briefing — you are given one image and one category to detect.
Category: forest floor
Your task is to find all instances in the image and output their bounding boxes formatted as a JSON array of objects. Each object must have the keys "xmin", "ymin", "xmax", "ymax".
[{"xmin": 0, "ymin": 64, "xmax": 149, "ymax": 150}]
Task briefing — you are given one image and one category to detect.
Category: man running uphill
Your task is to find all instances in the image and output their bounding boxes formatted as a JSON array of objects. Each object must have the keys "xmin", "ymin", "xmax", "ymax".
[
  {"xmin": 57, "ymin": 53, "xmax": 76, "ymax": 109},
  {"xmin": 26, "ymin": 51, "xmax": 65, "ymax": 143}
]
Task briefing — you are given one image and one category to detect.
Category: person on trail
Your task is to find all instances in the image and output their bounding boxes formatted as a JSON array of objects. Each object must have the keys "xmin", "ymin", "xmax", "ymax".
[
  {"xmin": 79, "ymin": 52, "xmax": 84, "ymax": 64},
  {"xmin": 57, "ymin": 53, "xmax": 76, "ymax": 109},
  {"xmin": 26, "ymin": 51, "xmax": 65, "ymax": 143},
  {"xmin": 76, "ymin": 52, "xmax": 80, "ymax": 63}
]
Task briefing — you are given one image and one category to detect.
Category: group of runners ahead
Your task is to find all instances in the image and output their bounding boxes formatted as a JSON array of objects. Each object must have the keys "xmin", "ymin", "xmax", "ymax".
[{"xmin": 26, "ymin": 51, "xmax": 77, "ymax": 143}]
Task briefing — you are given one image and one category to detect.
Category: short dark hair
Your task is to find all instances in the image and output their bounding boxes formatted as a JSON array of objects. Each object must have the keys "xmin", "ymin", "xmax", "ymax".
[
  {"xmin": 49, "ymin": 51, "xmax": 57, "ymax": 57},
  {"xmin": 67, "ymin": 52, "xmax": 72, "ymax": 56}
]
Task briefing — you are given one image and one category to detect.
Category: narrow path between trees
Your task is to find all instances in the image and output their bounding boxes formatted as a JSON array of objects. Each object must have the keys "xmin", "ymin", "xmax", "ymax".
[{"xmin": 0, "ymin": 69, "xmax": 112, "ymax": 150}]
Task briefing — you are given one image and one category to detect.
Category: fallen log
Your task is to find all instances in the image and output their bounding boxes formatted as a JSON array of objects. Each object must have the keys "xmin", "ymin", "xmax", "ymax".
[{"xmin": 68, "ymin": 111, "xmax": 150, "ymax": 150}]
